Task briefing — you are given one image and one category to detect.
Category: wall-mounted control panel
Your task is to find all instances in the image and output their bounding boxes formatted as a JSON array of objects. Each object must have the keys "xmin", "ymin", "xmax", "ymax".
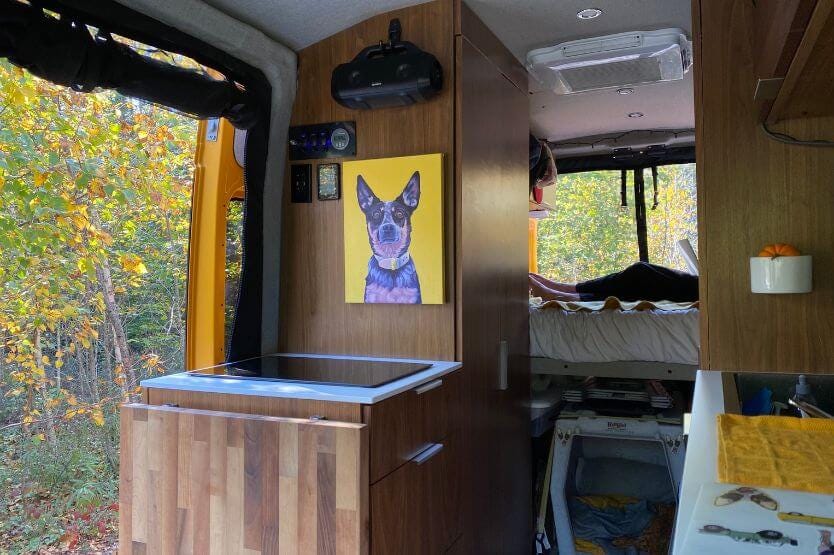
[{"xmin": 288, "ymin": 121, "xmax": 356, "ymax": 161}]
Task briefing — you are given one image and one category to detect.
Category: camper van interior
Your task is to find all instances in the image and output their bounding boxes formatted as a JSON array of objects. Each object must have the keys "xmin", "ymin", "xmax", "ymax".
[{"xmin": 2, "ymin": 0, "xmax": 834, "ymax": 553}]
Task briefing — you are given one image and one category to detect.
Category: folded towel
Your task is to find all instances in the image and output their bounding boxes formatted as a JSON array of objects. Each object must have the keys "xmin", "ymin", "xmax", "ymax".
[{"xmin": 717, "ymin": 414, "xmax": 834, "ymax": 494}]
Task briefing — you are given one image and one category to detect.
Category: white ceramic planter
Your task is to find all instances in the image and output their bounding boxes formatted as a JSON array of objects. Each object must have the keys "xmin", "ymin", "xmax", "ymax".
[{"xmin": 750, "ymin": 255, "xmax": 812, "ymax": 294}]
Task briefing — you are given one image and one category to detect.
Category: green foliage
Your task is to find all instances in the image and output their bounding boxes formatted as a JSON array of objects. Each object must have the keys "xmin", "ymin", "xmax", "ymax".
[{"xmin": 536, "ymin": 164, "xmax": 697, "ymax": 282}]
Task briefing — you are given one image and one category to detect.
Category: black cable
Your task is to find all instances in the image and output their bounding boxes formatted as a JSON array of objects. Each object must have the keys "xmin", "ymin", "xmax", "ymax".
[{"xmin": 761, "ymin": 122, "xmax": 834, "ymax": 148}]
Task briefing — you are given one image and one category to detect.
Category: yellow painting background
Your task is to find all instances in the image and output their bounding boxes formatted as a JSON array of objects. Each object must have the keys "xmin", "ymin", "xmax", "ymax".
[{"xmin": 343, "ymin": 154, "xmax": 445, "ymax": 304}]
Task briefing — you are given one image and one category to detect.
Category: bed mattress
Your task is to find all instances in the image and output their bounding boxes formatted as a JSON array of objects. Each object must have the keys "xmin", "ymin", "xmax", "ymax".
[{"xmin": 530, "ymin": 306, "xmax": 700, "ymax": 365}]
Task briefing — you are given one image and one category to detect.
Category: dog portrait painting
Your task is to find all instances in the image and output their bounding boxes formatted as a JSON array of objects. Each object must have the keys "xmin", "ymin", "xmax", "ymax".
[{"xmin": 343, "ymin": 154, "xmax": 444, "ymax": 304}]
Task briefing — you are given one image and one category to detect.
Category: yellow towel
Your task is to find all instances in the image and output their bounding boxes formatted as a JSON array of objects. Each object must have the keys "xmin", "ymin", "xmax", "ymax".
[{"xmin": 717, "ymin": 414, "xmax": 834, "ymax": 494}]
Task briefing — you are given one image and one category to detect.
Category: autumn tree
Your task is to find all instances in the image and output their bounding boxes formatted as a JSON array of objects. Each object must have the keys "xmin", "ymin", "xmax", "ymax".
[
  {"xmin": 0, "ymin": 55, "xmax": 198, "ymax": 550},
  {"xmin": 536, "ymin": 164, "xmax": 697, "ymax": 283}
]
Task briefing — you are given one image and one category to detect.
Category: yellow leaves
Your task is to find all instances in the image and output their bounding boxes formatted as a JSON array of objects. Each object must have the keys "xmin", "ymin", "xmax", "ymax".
[
  {"xmin": 33, "ymin": 171, "xmax": 48, "ymax": 186},
  {"xmin": 119, "ymin": 253, "xmax": 148, "ymax": 275},
  {"xmin": 91, "ymin": 407, "xmax": 105, "ymax": 426},
  {"xmin": 89, "ymin": 179, "xmax": 106, "ymax": 198},
  {"xmin": 66, "ymin": 394, "xmax": 78, "ymax": 406},
  {"xmin": 0, "ymin": 173, "xmax": 5, "ymax": 191},
  {"xmin": 76, "ymin": 257, "xmax": 94, "ymax": 275},
  {"xmin": 61, "ymin": 304, "xmax": 78, "ymax": 318}
]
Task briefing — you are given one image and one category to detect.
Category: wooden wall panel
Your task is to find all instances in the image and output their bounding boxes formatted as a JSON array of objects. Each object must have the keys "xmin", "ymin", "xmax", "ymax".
[
  {"xmin": 696, "ymin": 0, "xmax": 834, "ymax": 373},
  {"xmin": 145, "ymin": 387, "xmax": 363, "ymax": 423},
  {"xmin": 279, "ymin": 0, "xmax": 456, "ymax": 360},
  {"xmin": 455, "ymin": 17, "xmax": 532, "ymax": 554},
  {"xmin": 120, "ymin": 404, "xmax": 368, "ymax": 554}
]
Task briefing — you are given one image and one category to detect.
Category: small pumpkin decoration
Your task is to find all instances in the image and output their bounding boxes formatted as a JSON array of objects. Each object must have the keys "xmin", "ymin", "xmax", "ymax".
[{"xmin": 758, "ymin": 243, "xmax": 801, "ymax": 258}]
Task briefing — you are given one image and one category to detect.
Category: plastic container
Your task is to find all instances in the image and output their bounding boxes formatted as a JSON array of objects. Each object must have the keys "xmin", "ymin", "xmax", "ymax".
[{"xmin": 750, "ymin": 255, "xmax": 812, "ymax": 294}]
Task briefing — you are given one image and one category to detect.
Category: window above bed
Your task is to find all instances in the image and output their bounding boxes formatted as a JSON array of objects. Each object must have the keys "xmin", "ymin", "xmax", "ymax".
[{"xmin": 535, "ymin": 163, "xmax": 697, "ymax": 282}]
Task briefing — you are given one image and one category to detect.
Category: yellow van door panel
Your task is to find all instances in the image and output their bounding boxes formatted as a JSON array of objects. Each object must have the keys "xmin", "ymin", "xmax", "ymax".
[{"xmin": 186, "ymin": 119, "xmax": 243, "ymax": 370}]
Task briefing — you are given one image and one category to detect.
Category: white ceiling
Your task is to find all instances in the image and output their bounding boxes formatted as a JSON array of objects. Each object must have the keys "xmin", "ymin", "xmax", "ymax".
[
  {"xmin": 201, "ymin": 0, "xmax": 429, "ymax": 50},
  {"xmin": 464, "ymin": 0, "xmax": 694, "ymax": 143},
  {"xmin": 201, "ymin": 0, "xmax": 694, "ymax": 144}
]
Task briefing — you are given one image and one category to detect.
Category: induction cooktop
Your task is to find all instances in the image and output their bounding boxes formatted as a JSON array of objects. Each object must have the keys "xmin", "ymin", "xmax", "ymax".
[{"xmin": 189, "ymin": 355, "xmax": 432, "ymax": 388}]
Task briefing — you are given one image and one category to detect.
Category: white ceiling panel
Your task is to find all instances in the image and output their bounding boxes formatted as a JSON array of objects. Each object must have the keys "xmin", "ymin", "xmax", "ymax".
[{"xmin": 200, "ymin": 0, "xmax": 430, "ymax": 50}]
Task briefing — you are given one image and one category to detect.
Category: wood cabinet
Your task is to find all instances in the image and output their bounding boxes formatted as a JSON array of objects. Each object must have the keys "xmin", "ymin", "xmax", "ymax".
[
  {"xmin": 370, "ymin": 435, "xmax": 461, "ymax": 554},
  {"xmin": 695, "ymin": 0, "xmax": 834, "ymax": 373},
  {"xmin": 363, "ymin": 370, "xmax": 460, "ymax": 483},
  {"xmin": 119, "ymin": 403, "xmax": 368, "ymax": 554},
  {"xmin": 125, "ymin": 371, "xmax": 462, "ymax": 554},
  {"xmin": 753, "ymin": 0, "xmax": 834, "ymax": 123},
  {"xmin": 455, "ymin": 3, "xmax": 532, "ymax": 552}
]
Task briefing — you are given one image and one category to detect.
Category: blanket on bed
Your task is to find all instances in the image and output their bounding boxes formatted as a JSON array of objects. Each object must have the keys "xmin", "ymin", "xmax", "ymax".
[{"xmin": 531, "ymin": 296, "xmax": 699, "ymax": 313}]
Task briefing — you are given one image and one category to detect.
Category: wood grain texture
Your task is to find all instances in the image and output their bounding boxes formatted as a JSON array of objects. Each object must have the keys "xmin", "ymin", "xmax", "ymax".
[
  {"xmin": 769, "ymin": 0, "xmax": 834, "ymax": 122},
  {"xmin": 145, "ymin": 387, "xmax": 363, "ymax": 423},
  {"xmin": 454, "ymin": 18, "xmax": 532, "ymax": 554},
  {"xmin": 753, "ymin": 0, "xmax": 817, "ymax": 78},
  {"xmin": 454, "ymin": 2, "xmax": 527, "ymax": 93},
  {"xmin": 369, "ymin": 434, "xmax": 460, "ymax": 555},
  {"xmin": 278, "ymin": 0, "xmax": 456, "ymax": 360},
  {"xmin": 752, "ymin": 0, "xmax": 817, "ymax": 119},
  {"xmin": 696, "ymin": 0, "xmax": 834, "ymax": 373},
  {"xmin": 362, "ymin": 370, "xmax": 460, "ymax": 484},
  {"xmin": 120, "ymin": 404, "xmax": 368, "ymax": 555}
]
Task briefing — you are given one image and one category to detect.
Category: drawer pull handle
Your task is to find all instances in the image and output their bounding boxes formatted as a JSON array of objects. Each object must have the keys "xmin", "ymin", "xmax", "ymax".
[
  {"xmin": 498, "ymin": 340, "xmax": 508, "ymax": 391},
  {"xmin": 413, "ymin": 443, "xmax": 444, "ymax": 465},
  {"xmin": 415, "ymin": 379, "xmax": 443, "ymax": 395}
]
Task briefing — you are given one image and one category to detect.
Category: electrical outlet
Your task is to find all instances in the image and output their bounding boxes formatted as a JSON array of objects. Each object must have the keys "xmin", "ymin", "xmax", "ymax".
[{"xmin": 291, "ymin": 164, "xmax": 312, "ymax": 203}]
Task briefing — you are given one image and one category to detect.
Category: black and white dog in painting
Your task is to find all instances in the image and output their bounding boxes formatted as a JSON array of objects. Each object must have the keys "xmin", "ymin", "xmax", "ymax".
[{"xmin": 356, "ymin": 171, "xmax": 422, "ymax": 304}]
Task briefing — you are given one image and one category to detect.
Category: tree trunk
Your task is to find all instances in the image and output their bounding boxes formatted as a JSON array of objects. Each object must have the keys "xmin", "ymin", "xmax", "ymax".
[
  {"xmin": 34, "ymin": 329, "xmax": 58, "ymax": 450},
  {"xmin": 95, "ymin": 259, "xmax": 138, "ymax": 399}
]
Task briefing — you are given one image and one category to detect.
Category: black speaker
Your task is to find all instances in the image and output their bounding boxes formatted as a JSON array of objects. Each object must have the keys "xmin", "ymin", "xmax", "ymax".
[{"xmin": 331, "ymin": 19, "xmax": 443, "ymax": 110}]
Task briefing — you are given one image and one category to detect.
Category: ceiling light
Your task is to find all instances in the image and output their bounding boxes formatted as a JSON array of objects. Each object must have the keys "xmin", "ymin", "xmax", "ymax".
[
  {"xmin": 617, "ymin": 88, "xmax": 634, "ymax": 95},
  {"xmin": 628, "ymin": 112, "xmax": 644, "ymax": 118},
  {"xmin": 576, "ymin": 8, "xmax": 603, "ymax": 20}
]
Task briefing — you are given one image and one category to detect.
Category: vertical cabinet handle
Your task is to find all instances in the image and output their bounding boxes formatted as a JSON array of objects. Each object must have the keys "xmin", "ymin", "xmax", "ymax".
[
  {"xmin": 413, "ymin": 443, "xmax": 444, "ymax": 465},
  {"xmin": 415, "ymin": 378, "xmax": 443, "ymax": 395},
  {"xmin": 498, "ymin": 339, "xmax": 508, "ymax": 391}
]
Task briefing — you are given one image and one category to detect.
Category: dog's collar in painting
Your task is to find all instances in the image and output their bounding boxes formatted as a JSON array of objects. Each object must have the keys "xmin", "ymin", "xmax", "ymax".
[{"xmin": 374, "ymin": 251, "xmax": 411, "ymax": 270}]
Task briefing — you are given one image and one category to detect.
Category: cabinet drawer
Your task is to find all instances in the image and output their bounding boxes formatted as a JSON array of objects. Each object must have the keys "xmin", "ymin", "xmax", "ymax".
[
  {"xmin": 370, "ymin": 434, "xmax": 461, "ymax": 554},
  {"xmin": 120, "ymin": 403, "xmax": 368, "ymax": 554},
  {"xmin": 364, "ymin": 370, "xmax": 460, "ymax": 483}
]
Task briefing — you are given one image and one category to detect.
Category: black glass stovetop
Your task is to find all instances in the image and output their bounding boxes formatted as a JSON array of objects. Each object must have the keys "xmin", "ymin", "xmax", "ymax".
[{"xmin": 189, "ymin": 355, "xmax": 431, "ymax": 388}]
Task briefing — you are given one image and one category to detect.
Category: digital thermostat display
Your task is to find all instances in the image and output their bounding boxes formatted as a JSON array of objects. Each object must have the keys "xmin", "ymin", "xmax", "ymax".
[{"xmin": 330, "ymin": 128, "xmax": 350, "ymax": 151}]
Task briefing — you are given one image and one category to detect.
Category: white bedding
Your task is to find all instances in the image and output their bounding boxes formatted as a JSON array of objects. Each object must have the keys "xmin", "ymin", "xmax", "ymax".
[{"xmin": 530, "ymin": 306, "xmax": 700, "ymax": 365}]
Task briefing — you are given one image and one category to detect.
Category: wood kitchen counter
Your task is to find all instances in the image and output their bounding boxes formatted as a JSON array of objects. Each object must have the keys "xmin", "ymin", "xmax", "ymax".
[{"xmin": 121, "ymin": 355, "xmax": 463, "ymax": 554}]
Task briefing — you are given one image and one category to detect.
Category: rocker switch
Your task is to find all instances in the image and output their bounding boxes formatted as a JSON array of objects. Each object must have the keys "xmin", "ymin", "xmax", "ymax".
[{"xmin": 291, "ymin": 164, "xmax": 312, "ymax": 203}]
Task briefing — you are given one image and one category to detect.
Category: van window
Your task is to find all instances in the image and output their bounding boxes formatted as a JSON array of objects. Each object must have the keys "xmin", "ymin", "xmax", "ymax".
[{"xmin": 536, "ymin": 163, "xmax": 697, "ymax": 282}]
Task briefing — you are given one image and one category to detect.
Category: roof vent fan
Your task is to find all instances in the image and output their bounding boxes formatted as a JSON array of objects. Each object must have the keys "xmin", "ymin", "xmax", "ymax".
[{"xmin": 527, "ymin": 28, "xmax": 692, "ymax": 95}]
